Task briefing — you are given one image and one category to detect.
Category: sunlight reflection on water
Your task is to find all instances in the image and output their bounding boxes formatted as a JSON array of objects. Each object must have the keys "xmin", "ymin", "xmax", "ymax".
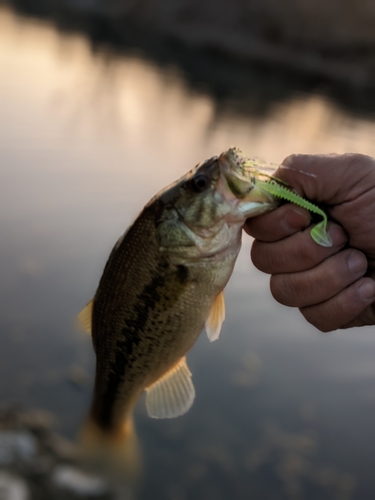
[{"xmin": 2, "ymin": 5, "xmax": 375, "ymax": 499}]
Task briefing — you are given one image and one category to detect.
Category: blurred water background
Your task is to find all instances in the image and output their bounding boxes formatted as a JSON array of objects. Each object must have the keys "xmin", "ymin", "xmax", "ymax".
[{"xmin": 2, "ymin": 1, "xmax": 375, "ymax": 499}]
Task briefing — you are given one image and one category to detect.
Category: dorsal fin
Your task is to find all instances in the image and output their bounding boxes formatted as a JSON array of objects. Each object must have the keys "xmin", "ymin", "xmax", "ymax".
[
  {"xmin": 145, "ymin": 357, "xmax": 195, "ymax": 419},
  {"xmin": 205, "ymin": 291, "xmax": 225, "ymax": 342},
  {"xmin": 78, "ymin": 299, "xmax": 94, "ymax": 334}
]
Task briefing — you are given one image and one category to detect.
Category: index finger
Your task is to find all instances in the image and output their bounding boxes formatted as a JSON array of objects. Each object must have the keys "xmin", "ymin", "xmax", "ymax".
[
  {"xmin": 245, "ymin": 203, "xmax": 311, "ymax": 242},
  {"xmin": 275, "ymin": 153, "xmax": 375, "ymax": 204}
]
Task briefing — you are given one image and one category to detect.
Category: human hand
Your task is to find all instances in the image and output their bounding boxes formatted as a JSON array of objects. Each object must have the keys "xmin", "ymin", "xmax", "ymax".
[{"xmin": 245, "ymin": 153, "xmax": 375, "ymax": 332}]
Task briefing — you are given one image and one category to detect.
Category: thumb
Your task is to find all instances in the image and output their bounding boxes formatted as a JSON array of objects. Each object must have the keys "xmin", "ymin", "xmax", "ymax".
[
  {"xmin": 275, "ymin": 153, "xmax": 375, "ymax": 262},
  {"xmin": 274, "ymin": 153, "xmax": 375, "ymax": 206}
]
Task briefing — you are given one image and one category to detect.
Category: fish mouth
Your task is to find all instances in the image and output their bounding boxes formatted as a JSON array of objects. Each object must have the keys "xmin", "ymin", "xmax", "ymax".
[{"xmin": 217, "ymin": 149, "xmax": 277, "ymax": 217}]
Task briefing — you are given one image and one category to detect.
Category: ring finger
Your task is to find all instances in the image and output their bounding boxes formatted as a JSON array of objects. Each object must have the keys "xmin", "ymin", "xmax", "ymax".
[{"xmin": 270, "ymin": 248, "xmax": 368, "ymax": 308}]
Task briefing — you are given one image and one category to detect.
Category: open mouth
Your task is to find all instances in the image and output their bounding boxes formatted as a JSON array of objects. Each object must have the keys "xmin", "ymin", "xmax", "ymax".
[{"xmin": 218, "ymin": 150, "xmax": 276, "ymax": 206}]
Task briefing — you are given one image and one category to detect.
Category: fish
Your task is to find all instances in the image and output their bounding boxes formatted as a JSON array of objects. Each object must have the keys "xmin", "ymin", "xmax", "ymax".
[{"xmin": 78, "ymin": 148, "xmax": 278, "ymax": 476}]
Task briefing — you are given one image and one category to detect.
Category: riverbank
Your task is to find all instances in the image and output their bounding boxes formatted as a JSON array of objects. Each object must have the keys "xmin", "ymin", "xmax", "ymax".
[
  {"xmin": 0, "ymin": 405, "xmax": 117, "ymax": 500},
  {"xmin": 4, "ymin": 0, "xmax": 375, "ymax": 89}
]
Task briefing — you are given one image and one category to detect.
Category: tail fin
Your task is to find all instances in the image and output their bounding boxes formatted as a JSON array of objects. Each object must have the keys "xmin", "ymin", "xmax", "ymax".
[{"xmin": 78, "ymin": 416, "xmax": 142, "ymax": 485}]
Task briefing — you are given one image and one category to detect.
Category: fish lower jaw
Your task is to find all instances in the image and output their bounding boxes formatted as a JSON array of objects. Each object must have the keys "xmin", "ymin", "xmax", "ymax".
[
  {"xmin": 241, "ymin": 201, "xmax": 277, "ymax": 218},
  {"xmin": 216, "ymin": 179, "xmax": 277, "ymax": 219},
  {"xmin": 225, "ymin": 201, "xmax": 276, "ymax": 222}
]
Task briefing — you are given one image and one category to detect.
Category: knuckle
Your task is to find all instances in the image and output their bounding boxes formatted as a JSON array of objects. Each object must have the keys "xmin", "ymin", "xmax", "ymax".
[
  {"xmin": 300, "ymin": 307, "xmax": 333, "ymax": 333},
  {"xmin": 282, "ymin": 153, "xmax": 305, "ymax": 168},
  {"xmin": 251, "ymin": 242, "xmax": 282, "ymax": 274},
  {"xmin": 270, "ymin": 274, "xmax": 295, "ymax": 306},
  {"xmin": 245, "ymin": 218, "xmax": 262, "ymax": 238},
  {"xmin": 281, "ymin": 154, "xmax": 297, "ymax": 167},
  {"xmin": 250, "ymin": 241, "xmax": 267, "ymax": 271},
  {"xmin": 270, "ymin": 275, "xmax": 284, "ymax": 304}
]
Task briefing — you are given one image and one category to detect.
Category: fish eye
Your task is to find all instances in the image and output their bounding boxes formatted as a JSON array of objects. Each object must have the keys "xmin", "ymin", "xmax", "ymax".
[{"xmin": 191, "ymin": 173, "xmax": 210, "ymax": 192}]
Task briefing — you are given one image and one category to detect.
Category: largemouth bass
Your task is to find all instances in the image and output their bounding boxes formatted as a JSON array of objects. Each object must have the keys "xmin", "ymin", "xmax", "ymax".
[{"xmin": 78, "ymin": 148, "xmax": 277, "ymax": 473}]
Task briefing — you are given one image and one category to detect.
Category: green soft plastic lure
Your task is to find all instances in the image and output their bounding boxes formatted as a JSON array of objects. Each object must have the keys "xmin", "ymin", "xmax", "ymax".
[
  {"xmin": 237, "ymin": 153, "xmax": 332, "ymax": 247},
  {"xmin": 254, "ymin": 178, "xmax": 332, "ymax": 247}
]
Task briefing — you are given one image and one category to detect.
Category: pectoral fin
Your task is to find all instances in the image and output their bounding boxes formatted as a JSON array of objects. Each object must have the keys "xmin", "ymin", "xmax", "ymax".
[
  {"xmin": 78, "ymin": 299, "xmax": 93, "ymax": 334},
  {"xmin": 145, "ymin": 357, "xmax": 195, "ymax": 419},
  {"xmin": 205, "ymin": 291, "xmax": 225, "ymax": 342}
]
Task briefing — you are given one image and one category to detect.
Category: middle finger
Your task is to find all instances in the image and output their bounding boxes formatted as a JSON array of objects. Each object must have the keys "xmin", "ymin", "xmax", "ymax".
[{"xmin": 251, "ymin": 223, "xmax": 348, "ymax": 274}]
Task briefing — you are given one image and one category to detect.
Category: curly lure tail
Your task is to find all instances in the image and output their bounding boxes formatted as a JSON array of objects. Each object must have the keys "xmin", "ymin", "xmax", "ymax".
[{"xmin": 254, "ymin": 178, "xmax": 332, "ymax": 247}]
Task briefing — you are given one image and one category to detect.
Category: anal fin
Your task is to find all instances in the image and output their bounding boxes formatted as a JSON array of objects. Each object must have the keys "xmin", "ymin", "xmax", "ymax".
[
  {"xmin": 145, "ymin": 357, "xmax": 195, "ymax": 419},
  {"xmin": 205, "ymin": 290, "xmax": 225, "ymax": 342},
  {"xmin": 78, "ymin": 299, "xmax": 93, "ymax": 334}
]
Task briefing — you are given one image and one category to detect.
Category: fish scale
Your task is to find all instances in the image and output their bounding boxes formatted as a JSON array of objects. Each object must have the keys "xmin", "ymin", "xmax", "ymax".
[
  {"xmin": 78, "ymin": 150, "xmax": 278, "ymax": 478},
  {"xmin": 91, "ymin": 200, "xmax": 225, "ymax": 429}
]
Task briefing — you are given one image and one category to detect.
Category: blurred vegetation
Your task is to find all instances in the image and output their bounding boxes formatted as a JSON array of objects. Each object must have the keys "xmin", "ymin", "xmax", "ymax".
[
  {"xmin": 3, "ymin": 0, "xmax": 375, "ymax": 82},
  {"xmin": 3, "ymin": 0, "xmax": 375, "ymax": 118}
]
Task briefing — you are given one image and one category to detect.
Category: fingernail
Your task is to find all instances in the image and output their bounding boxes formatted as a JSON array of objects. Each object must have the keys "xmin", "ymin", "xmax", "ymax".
[
  {"xmin": 358, "ymin": 281, "xmax": 375, "ymax": 301},
  {"xmin": 348, "ymin": 251, "xmax": 367, "ymax": 274},
  {"xmin": 283, "ymin": 208, "xmax": 310, "ymax": 231},
  {"xmin": 327, "ymin": 223, "xmax": 348, "ymax": 246}
]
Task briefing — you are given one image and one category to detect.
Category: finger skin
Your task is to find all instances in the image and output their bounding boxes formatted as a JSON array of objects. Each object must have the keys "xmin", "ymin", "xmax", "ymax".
[
  {"xmin": 244, "ymin": 204, "xmax": 311, "ymax": 242},
  {"xmin": 300, "ymin": 277, "xmax": 375, "ymax": 332},
  {"xmin": 270, "ymin": 249, "xmax": 368, "ymax": 308},
  {"xmin": 278, "ymin": 153, "xmax": 375, "ymax": 204},
  {"xmin": 278, "ymin": 154, "xmax": 375, "ymax": 261},
  {"xmin": 251, "ymin": 223, "xmax": 348, "ymax": 274},
  {"xmin": 246, "ymin": 153, "xmax": 375, "ymax": 331}
]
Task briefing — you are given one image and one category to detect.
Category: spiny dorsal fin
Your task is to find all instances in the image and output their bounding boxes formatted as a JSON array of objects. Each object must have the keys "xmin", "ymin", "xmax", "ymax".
[
  {"xmin": 205, "ymin": 290, "xmax": 225, "ymax": 342},
  {"xmin": 145, "ymin": 357, "xmax": 195, "ymax": 419},
  {"xmin": 78, "ymin": 299, "xmax": 93, "ymax": 334}
]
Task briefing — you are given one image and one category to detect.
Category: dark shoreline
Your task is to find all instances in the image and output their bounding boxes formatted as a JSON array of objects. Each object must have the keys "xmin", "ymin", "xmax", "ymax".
[{"xmin": 3, "ymin": 0, "xmax": 375, "ymax": 118}]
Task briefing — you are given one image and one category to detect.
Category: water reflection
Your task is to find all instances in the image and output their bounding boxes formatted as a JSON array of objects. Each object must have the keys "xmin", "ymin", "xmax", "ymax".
[{"xmin": 2, "ymin": 5, "xmax": 375, "ymax": 499}]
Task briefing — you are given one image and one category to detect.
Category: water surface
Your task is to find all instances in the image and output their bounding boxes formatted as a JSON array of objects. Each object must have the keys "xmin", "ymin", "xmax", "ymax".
[{"xmin": 2, "ymin": 6, "xmax": 375, "ymax": 499}]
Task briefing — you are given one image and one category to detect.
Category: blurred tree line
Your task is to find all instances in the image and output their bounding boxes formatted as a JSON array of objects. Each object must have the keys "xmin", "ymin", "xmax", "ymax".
[{"xmin": 4, "ymin": 0, "xmax": 375, "ymax": 88}]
